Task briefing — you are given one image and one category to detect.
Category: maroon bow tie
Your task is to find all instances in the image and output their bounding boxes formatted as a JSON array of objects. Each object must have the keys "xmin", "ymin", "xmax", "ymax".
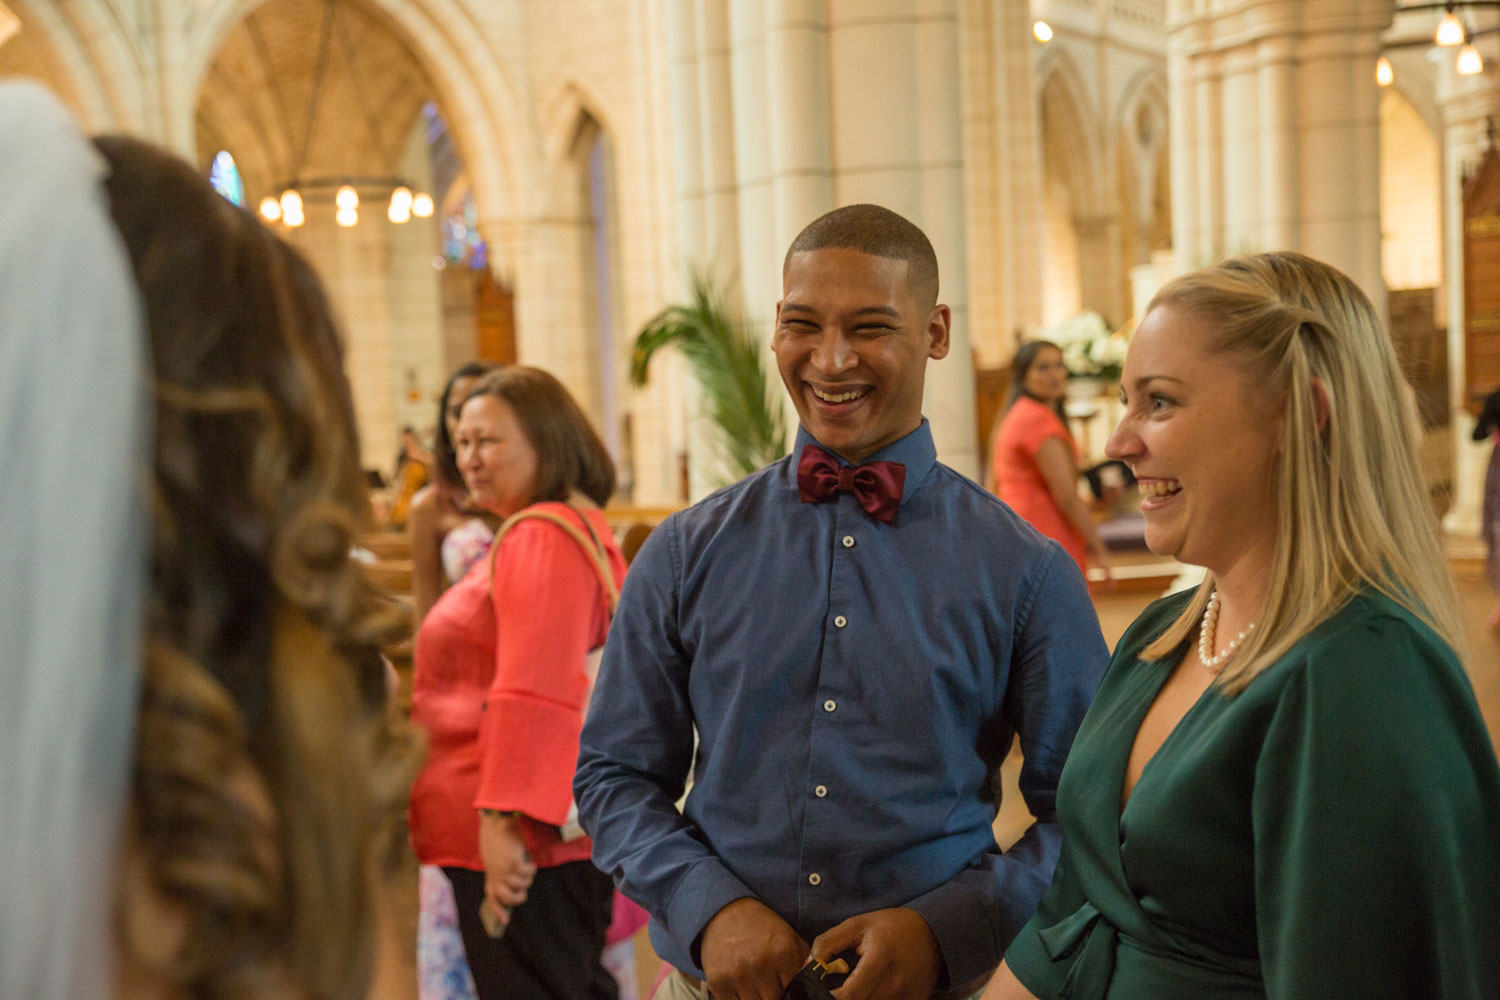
[{"xmin": 797, "ymin": 444, "xmax": 906, "ymax": 525}]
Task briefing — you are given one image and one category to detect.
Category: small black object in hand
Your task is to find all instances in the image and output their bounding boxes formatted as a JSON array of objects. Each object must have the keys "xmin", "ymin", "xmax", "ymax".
[{"xmin": 782, "ymin": 957, "xmax": 851, "ymax": 1000}]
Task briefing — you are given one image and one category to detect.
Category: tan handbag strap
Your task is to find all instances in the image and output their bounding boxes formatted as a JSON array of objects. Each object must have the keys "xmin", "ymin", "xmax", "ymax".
[{"xmin": 486, "ymin": 506, "xmax": 619, "ymax": 615}]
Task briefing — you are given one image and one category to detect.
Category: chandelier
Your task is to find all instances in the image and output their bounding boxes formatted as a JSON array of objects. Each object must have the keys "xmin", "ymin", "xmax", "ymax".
[
  {"xmin": 256, "ymin": 0, "xmax": 434, "ymax": 228},
  {"xmin": 1378, "ymin": 2, "xmax": 1500, "ymax": 86}
]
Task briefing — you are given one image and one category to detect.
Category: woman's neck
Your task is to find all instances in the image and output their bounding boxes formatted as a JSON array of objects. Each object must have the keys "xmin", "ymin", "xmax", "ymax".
[{"xmin": 1209, "ymin": 541, "xmax": 1276, "ymax": 639}]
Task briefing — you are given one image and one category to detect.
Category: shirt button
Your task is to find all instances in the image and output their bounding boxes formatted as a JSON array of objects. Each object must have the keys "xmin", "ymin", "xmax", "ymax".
[
  {"xmin": 808, "ymin": 873, "xmax": 822, "ymax": 886},
  {"xmin": 842, "ymin": 535, "xmax": 855, "ymax": 548},
  {"xmin": 833, "ymin": 615, "xmax": 847, "ymax": 628},
  {"xmin": 823, "ymin": 699, "xmax": 837, "ymax": 713},
  {"xmin": 814, "ymin": 784, "xmax": 828, "ymax": 798}
]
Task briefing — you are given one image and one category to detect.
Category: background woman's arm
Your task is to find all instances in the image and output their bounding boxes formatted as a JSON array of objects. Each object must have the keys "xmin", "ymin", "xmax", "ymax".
[
  {"xmin": 1034, "ymin": 437, "xmax": 1111, "ymax": 577},
  {"xmin": 407, "ymin": 487, "xmax": 445, "ymax": 623}
]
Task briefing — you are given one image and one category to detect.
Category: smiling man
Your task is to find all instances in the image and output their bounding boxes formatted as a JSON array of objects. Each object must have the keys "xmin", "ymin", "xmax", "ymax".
[{"xmin": 576, "ymin": 204, "xmax": 1107, "ymax": 1000}]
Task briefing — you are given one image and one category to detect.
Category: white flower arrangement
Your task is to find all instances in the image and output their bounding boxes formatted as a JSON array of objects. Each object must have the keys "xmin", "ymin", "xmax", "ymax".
[{"xmin": 1034, "ymin": 310, "xmax": 1129, "ymax": 381}]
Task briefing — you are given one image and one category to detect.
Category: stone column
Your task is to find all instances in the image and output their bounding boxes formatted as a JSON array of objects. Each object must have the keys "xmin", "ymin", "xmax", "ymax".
[
  {"xmin": 766, "ymin": 0, "xmax": 834, "ymax": 271},
  {"xmin": 1075, "ymin": 214, "xmax": 1127, "ymax": 325},
  {"xmin": 1167, "ymin": 11, "xmax": 1202, "ymax": 264},
  {"xmin": 284, "ymin": 216, "xmax": 398, "ymax": 470},
  {"xmin": 1167, "ymin": 0, "xmax": 1390, "ymax": 296},
  {"xmin": 825, "ymin": 0, "xmax": 978, "ymax": 477},
  {"xmin": 958, "ymin": 0, "xmax": 1045, "ymax": 368},
  {"xmin": 729, "ymin": 0, "xmax": 776, "ymax": 323}
]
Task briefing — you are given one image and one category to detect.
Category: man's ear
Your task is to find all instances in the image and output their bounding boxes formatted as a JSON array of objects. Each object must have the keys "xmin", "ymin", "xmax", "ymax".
[
  {"xmin": 926, "ymin": 304, "xmax": 951, "ymax": 361},
  {"xmin": 1310, "ymin": 376, "xmax": 1331, "ymax": 432}
]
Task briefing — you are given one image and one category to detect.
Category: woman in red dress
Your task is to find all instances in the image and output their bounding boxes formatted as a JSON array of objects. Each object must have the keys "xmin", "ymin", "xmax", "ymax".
[
  {"xmin": 991, "ymin": 340, "xmax": 1112, "ymax": 580},
  {"xmin": 409, "ymin": 367, "xmax": 625, "ymax": 1000}
]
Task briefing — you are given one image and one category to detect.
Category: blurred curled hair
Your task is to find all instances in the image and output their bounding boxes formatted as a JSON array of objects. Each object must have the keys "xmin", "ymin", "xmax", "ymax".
[
  {"xmin": 95, "ymin": 135, "xmax": 419, "ymax": 999},
  {"xmin": 434, "ymin": 360, "xmax": 501, "ymax": 496},
  {"xmin": 463, "ymin": 366, "xmax": 616, "ymax": 508},
  {"xmin": 1139, "ymin": 251, "xmax": 1465, "ymax": 692}
]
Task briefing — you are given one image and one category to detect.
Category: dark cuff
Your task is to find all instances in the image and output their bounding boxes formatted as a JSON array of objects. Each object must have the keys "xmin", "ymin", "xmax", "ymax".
[
  {"xmin": 906, "ymin": 877, "xmax": 1004, "ymax": 990},
  {"xmin": 663, "ymin": 858, "xmax": 755, "ymax": 973}
]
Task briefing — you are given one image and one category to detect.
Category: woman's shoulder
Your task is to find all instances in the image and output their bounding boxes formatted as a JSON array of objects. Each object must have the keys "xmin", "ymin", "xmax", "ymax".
[
  {"xmin": 1252, "ymin": 592, "xmax": 1472, "ymax": 721},
  {"xmin": 1114, "ymin": 588, "xmax": 1197, "ymax": 659},
  {"xmin": 1001, "ymin": 395, "xmax": 1069, "ymax": 442},
  {"xmin": 497, "ymin": 502, "xmax": 615, "ymax": 553}
]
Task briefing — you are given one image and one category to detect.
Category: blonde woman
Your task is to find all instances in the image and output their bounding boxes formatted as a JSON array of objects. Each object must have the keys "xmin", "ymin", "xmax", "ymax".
[{"xmin": 987, "ymin": 252, "xmax": 1500, "ymax": 999}]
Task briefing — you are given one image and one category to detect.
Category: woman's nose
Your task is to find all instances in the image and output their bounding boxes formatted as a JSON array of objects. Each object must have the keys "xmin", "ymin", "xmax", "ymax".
[{"xmin": 1105, "ymin": 418, "xmax": 1139, "ymax": 461}]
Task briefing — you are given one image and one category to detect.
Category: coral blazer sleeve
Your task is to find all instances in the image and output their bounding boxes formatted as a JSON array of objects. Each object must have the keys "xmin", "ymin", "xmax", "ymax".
[{"xmin": 473, "ymin": 509, "xmax": 608, "ymax": 827}]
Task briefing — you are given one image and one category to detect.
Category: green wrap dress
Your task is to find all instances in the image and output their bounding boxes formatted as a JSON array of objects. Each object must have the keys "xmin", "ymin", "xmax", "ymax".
[{"xmin": 1005, "ymin": 590, "xmax": 1500, "ymax": 999}]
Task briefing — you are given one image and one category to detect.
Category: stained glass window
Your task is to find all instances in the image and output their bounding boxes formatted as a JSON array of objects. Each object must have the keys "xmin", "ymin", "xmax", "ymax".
[
  {"xmin": 209, "ymin": 151, "xmax": 245, "ymax": 207},
  {"xmin": 441, "ymin": 190, "xmax": 487, "ymax": 270}
]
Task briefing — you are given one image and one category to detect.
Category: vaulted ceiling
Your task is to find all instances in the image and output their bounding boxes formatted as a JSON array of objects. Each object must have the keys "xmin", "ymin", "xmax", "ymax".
[{"xmin": 195, "ymin": 0, "xmax": 437, "ymax": 196}]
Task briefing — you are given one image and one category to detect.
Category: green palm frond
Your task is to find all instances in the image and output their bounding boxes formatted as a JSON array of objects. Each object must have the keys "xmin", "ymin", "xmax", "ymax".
[{"xmin": 631, "ymin": 269, "xmax": 786, "ymax": 485}]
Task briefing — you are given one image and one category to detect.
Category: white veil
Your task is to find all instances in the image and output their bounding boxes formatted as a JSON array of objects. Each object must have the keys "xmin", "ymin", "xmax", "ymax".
[{"xmin": 0, "ymin": 82, "xmax": 150, "ymax": 1000}]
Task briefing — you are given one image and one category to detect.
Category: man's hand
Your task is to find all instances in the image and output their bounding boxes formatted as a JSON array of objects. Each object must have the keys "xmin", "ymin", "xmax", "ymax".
[
  {"xmin": 811, "ymin": 907, "xmax": 942, "ymax": 1000},
  {"xmin": 700, "ymin": 897, "xmax": 809, "ymax": 1000},
  {"xmin": 478, "ymin": 811, "xmax": 536, "ymax": 929}
]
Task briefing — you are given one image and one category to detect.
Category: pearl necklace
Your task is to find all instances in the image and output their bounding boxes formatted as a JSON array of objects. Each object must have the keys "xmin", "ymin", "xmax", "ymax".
[{"xmin": 1198, "ymin": 590, "xmax": 1256, "ymax": 672}]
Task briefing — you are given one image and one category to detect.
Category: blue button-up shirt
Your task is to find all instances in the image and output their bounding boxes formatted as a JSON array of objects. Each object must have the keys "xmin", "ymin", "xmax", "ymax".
[{"xmin": 575, "ymin": 421, "xmax": 1107, "ymax": 988}]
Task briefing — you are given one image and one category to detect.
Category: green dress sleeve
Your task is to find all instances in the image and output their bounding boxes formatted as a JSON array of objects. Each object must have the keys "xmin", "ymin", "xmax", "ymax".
[{"xmin": 1252, "ymin": 610, "xmax": 1500, "ymax": 999}]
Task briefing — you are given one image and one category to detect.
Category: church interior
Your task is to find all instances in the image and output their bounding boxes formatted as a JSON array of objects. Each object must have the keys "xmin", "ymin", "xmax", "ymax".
[{"xmin": 3, "ymin": 0, "xmax": 1498, "ymax": 997}]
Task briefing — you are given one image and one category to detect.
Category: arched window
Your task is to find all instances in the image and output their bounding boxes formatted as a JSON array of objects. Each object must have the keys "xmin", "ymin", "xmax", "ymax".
[{"xmin": 208, "ymin": 151, "xmax": 245, "ymax": 207}]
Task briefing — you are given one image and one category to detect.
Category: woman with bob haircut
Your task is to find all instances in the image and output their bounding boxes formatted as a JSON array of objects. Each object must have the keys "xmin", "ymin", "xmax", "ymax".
[
  {"xmin": 408, "ymin": 366, "xmax": 626, "ymax": 1000},
  {"xmin": 986, "ymin": 251, "xmax": 1500, "ymax": 999},
  {"xmin": 0, "ymin": 83, "xmax": 418, "ymax": 1000}
]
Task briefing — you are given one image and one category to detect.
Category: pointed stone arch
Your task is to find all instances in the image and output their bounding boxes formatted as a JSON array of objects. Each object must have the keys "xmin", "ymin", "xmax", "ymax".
[
  {"xmin": 1112, "ymin": 64, "xmax": 1172, "ymax": 289},
  {"xmin": 1036, "ymin": 47, "xmax": 1107, "ymax": 219},
  {"xmin": 182, "ymin": 0, "xmax": 536, "ymax": 251},
  {"xmin": 5, "ymin": 0, "xmax": 143, "ymax": 130}
]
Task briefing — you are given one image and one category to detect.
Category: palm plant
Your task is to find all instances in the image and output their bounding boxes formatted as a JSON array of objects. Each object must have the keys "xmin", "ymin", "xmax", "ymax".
[{"xmin": 631, "ymin": 270, "xmax": 787, "ymax": 485}]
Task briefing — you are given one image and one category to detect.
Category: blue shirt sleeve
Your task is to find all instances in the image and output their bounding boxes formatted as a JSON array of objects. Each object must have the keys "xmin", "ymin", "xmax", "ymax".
[
  {"xmin": 574, "ymin": 516, "xmax": 751, "ymax": 972},
  {"xmin": 906, "ymin": 542, "xmax": 1107, "ymax": 988}
]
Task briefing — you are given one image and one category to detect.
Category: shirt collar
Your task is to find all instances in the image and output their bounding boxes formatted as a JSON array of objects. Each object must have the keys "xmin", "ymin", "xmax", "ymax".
[{"xmin": 791, "ymin": 419, "xmax": 938, "ymax": 503}]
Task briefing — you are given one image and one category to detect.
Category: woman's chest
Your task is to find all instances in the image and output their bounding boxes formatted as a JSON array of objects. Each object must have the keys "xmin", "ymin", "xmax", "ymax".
[{"xmin": 1062, "ymin": 661, "xmax": 1272, "ymax": 954}]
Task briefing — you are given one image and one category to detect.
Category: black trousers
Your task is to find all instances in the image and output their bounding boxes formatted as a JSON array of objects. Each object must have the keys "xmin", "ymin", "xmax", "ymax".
[{"xmin": 443, "ymin": 862, "xmax": 619, "ymax": 1000}]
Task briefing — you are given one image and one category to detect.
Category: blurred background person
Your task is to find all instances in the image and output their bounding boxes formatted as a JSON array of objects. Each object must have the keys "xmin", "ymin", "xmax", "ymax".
[
  {"xmin": 408, "ymin": 366, "xmax": 624, "ymax": 1000},
  {"xmin": 1476, "ymin": 386, "xmax": 1500, "ymax": 630},
  {"xmin": 989, "ymin": 251, "xmax": 1500, "ymax": 999},
  {"xmin": 0, "ymin": 81, "xmax": 419, "ymax": 1000},
  {"xmin": 991, "ymin": 340, "xmax": 1112, "ymax": 582},
  {"xmin": 410, "ymin": 362, "xmax": 503, "ymax": 623},
  {"xmin": 388, "ymin": 425, "xmax": 434, "ymax": 530},
  {"xmin": 408, "ymin": 360, "xmax": 501, "ymax": 1000}
]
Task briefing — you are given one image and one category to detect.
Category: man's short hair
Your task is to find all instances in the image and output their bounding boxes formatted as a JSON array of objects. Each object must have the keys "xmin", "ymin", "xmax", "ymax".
[{"xmin": 783, "ymin": 204, "xmax": 940, "ymax": 310}]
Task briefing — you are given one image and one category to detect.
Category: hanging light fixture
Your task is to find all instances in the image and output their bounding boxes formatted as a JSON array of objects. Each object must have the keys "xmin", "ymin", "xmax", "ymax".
[
  {"xmin": 1458, "ymin": 40, "xmax": 1486, "ymax": 73},
  {"xmin": 388, "ymin": 185, "xmax": 413, "ymax": 223},
  {"xmin": 1379, "ymin": 3, "xmax": 1500, "ymax": 87},
  {"xmin": 1436, "ymin": 7, "xmax": 1467, "ymax": 45},
  {"xmin": 1033, "ymin": 21, "xmax": 1053, "ymax": 43},
  {"xmin": 257, "ymin": 0, "xmax": 434, "ymax": 229}
]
